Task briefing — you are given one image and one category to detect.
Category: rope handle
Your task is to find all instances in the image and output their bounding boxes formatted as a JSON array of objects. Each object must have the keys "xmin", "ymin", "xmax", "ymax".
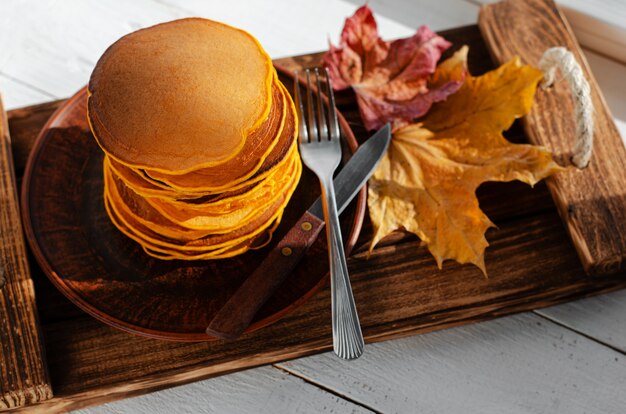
[{"xmin": 538, "ymin": 47, "xmax": 594, "ymax": 169}]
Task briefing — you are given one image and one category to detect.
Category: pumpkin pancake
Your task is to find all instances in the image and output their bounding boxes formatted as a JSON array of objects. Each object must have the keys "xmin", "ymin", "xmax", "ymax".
[
  {"xmin": 141, "ymin": 232, "xmax": 261, "ymax": 260},
  {"xmin": 93, "ymin": 18, "xmax": 303, "ymax": 261},
  {"xmin": 108, "ymin": 147, "xmax": 289, "ymax": 208},
  {"xmin": 140, "ymin": 220, "xmax": 278, "ymax": 260},
  {"xmin": 109, "ymin": 156, "xmax": 256, "ymax": 202},
  {"xmin": 249, "ymin": 217, "xmax": 281, "ymax": 250},
  {"xmin": 104, "ymin": 78, "xmax": 286, "ymax": 200},
  {"xmin": 104, "ymin": 154, "xmax": 300, "ymax": 247},
  {"xmin": 144, "ymin": 146, "xmax": 299, "ymax": 229},
  {"xmin": 105, "ymin": 196, "xmax": 256, "ymax": 260},
  {"xmin": 105, "ymin": 154, "xmax": 298, "ymax": 238},
  {"xmin": 141, "ymin": 243, "xmax": 250, "ymax": 260},
  {"xmin": 107, "ymin": 156, "xmax": 200, "ymax": 200},
  {"xmin": 142, "ymin": 80, "xmax": 298, "ymax": 194},
  {"xmin": 141, "ymin": 161, "xmax": 299, "ymax": 252},
  {"xmin": 142, "ymin": 76, "xmax": 286, "ymax": 191},
  {"xmin": 105, "ymin": 187, "xmax": 257, "ymax": 256},
  {"xmin": 104, "ymin": 169, "xmax": 297, "ymax": 254},
  {"xmin": 105, "ymin": 160, "xmax": 215, "ymax": 241},
  {"xmin": 137, "ymin": 216, "xmax": 280, "ymax": 260},
  {"xmin": 88, "ymin": 18, "xmax": 274, "ymax": 172}
]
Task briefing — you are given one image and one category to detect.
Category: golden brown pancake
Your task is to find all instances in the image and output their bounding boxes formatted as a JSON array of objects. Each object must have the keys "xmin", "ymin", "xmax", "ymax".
[
  {"xmin": 104, "ymin": 152, "xmax": 301, "ymax": 247},
  {"xmin": 143, "ymin": 81, "xmax": 297, "ymax": 194},
  {"xmin": 105, "ymin": 196, "xmax": 258, "ymax": 260},
  {"xmin": 140, "ymin": 217, "xmax": 279, "ymax": 260},
  {"xmin": 105, "ymin": 159, "xmax": 216, "ymax": 241},
  {"xmin": 145, "ymin": 147, "xmax": 299, "ymax": 229},
  {"xmin": 104, "ymin": 164, "xmax": 299, "ymax": 255},
  {"xmin": 142, "ymin": 78, "xmax": 286, "ymax": 191},
  {"xmin": 107, "ymin": 156, "xmax": 196, "ymax": 200},
  {"xmin": 92, "ymin": 18, "xmax": 303, "ymax": 261},
  {"xmin": 88, "ymin": 17, "xmax": 273, "ymax": 172},
  {"xmin": 105, "ymin": 78, "xmax": 287, "ymax": 200}
]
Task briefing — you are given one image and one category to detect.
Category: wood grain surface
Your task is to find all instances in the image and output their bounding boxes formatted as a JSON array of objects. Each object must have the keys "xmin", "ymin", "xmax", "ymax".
[
  {"xmin": 0, "ymin": 95, "xmax": 52, "ymax": 409},
  {"xmin": 479, "ymin": 0, "xmax": 626, "ymax": 275},
  {"xmin": 4, "ymin": 22, "xmax": 626, "ymax": 413}
]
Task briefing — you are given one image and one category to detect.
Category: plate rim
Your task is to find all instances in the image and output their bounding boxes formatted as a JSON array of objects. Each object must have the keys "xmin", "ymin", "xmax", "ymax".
[{"xmin": 20, "ymin": 66, "xmax": 366, "ymax": 342}]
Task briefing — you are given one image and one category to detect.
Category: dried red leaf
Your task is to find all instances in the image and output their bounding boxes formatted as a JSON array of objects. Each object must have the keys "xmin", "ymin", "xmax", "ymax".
[{"xmin": 323, "ymin": 5, "xmax": 463, "ymax": 130}]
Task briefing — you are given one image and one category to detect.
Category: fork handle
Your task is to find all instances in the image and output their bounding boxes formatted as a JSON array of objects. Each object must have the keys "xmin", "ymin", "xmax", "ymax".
[{"xmin": 320, "ymin": 177, "xmax": 364, "ymax": 360}]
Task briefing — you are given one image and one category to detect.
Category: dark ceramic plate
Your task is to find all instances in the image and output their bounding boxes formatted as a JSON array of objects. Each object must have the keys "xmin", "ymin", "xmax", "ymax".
[{"xmin": 20, "ymin": 69, "xmax": 366, "ymax": 341}]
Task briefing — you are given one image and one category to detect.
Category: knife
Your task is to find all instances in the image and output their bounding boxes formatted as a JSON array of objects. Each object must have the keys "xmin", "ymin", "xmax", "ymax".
[{"xmin": 206, "ymin": 124, "xmax": 391, "ymax": 340}]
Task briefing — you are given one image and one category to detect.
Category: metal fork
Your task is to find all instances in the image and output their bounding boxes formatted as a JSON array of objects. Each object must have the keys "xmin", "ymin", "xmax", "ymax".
[{"xmin": 294, "ymin": 68, "xmax": 364, "ymax": 360}]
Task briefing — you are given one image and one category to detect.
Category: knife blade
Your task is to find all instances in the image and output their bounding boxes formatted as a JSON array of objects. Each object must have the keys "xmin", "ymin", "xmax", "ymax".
[{"xmin": 206, "ymin": 124, "xmax": 391, "ymax": 340}]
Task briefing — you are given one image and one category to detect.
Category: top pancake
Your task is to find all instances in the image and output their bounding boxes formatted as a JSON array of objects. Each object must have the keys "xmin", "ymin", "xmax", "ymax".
[
  {"xmin": 88, "ymin": 18, "xmax": 273, "ymax": 172},
  {"xmin": 143, "ymin": 80, "xmax": 296, "ymax": 193}
]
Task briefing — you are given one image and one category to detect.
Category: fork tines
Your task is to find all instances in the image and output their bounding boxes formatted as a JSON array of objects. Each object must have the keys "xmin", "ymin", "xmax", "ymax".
[{"xmin": 294, "ymin": 67, "xmax": 340, "ymax": 144}]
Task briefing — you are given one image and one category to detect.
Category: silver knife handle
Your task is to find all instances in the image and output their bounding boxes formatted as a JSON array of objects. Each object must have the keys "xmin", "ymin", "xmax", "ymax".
[{"xmin": 320, "ymin": 176, "xmax": 364, "ymax": 360}]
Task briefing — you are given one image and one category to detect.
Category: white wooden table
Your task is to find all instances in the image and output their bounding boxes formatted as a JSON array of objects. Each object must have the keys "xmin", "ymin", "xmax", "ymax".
[{"xmin": 2, "ymin": 1, "xmax": 626, "ymax": 413}]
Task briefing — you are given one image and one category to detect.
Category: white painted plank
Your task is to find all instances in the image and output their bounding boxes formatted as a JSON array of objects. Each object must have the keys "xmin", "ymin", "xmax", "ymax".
[
  {"xmin": 466, "ymin": 0, "xmax": 626, "ymax": 62},
  {"xmin": 336, "ymin": 0, "xmax": 478, "ymax": 32},
  {"xmin": 0, "ymin": 0, "xmax": 186, "ymax": 99},
  {"xmin": 142, "ymin": 0, "xmax": 417, "ymax": 58},
  {"xmin": 75, "ymin": 366, "xmax": 372, "ymax": 414},
  {"xmin": 0, "ymin": 2, "xmax": 624, "ymax": 414},
  {"xmin": 582, "ymin": 49, "xmax": 626, "ymax": 144},
  {"xmin": 558, "ymin": 0, "xmax": 626, "ymax": 64},
  {"xmin": 0, "ymin": 73, "xmax": 55, "ymax": 110},
  {"xmin": 0, "ymin": 0, "xmax": 416, "ymax": 107},
  {"xmin": 558, "ymin": 0, "xmax": 626, "ymax": 29},
  {"xmin": 278, "ymin": 313, "xmax": 626, "ymax": 414},
  {"xmin": 537, "ymin": 290, "xmax": 626, "ymax": 354}
]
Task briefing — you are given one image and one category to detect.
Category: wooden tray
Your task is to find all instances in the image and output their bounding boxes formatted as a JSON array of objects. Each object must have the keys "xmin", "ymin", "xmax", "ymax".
[
  {"xmin": 19, "ymin": 70, "xmax": 364, "ymax": 341},
  {"xmin": 2, "ymin": 0, "xmax": 626, "ymax": 412}
]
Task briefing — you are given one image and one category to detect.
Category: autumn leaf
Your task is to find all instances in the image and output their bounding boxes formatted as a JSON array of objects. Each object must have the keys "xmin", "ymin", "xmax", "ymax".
[
  {"xmin": 367, "ymin": 47, "xmax": 564, "ymax": 274},
  {"xmin": 323, "ymin": 5, "xmax": 464, "ymax": 131}
]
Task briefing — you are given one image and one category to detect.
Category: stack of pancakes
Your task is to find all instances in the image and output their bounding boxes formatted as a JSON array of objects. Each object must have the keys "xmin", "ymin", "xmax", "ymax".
[{"xmin": 87, "ymin": 18, "xmax": 301, "ymax": 260}]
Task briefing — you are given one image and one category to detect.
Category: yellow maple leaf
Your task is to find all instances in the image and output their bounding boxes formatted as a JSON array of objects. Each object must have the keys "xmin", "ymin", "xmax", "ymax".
[{"xmin": 368, "ymin": 46, "xmax": 564, "ymax": 274}]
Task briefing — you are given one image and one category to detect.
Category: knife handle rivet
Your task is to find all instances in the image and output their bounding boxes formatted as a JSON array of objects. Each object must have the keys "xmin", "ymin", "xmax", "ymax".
[
  {"xmin": 281, "ymin": 247, "xmax": 293, "ymax": 257},
  {"xmin": 301, "ymin": 222, "xmax": 313, "ymax": 231}
]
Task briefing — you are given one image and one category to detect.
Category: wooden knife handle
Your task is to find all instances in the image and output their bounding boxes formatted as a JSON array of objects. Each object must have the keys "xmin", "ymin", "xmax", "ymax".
[{"xmin": 206, "ymin": 211, "xmax": 325, "ymax": 340}]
